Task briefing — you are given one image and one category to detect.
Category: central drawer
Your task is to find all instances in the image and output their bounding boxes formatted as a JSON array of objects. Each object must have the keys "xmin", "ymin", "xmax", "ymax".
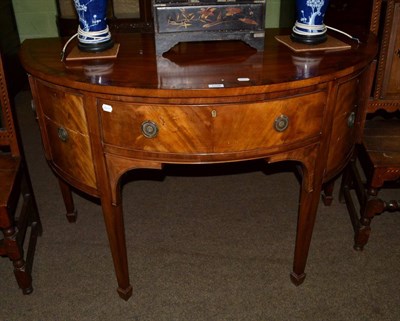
[{"xmin": 99, "ymin": 91, "xmax": 326, "ymax": 154}]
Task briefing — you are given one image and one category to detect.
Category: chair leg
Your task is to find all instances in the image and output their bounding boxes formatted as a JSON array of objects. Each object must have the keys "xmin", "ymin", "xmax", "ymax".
[
  {"xmin": 340, "ymin": 159, "xmax": 360, "ymax": 229},
  {"xmin": 339, "ymin": 161, "xmax": 353, "ymax": 204},
  {"xmin": 21, "ymin": 166, "xmax": 43, "ymax": 236},
  {"xmin": 58, "ymin": 178, "xmax": 78, "ymax": 223},
  {"xmin": 354, "ymin": 193, "xmax": 385, "ymax": 251},
  {"xmin": 355, "ymin": 196, "xmax": 400, "ymax": 250},
  {"xmin": 3, "ymin": 225, "xmax": 33, "ymax": 294},
  {"xmin": 340, "ymin": 157, "xmax": 372, "ymax": 250},
  {"xmin": 19, "ymin": 169, "xmax": 43, "ymax": 272}
]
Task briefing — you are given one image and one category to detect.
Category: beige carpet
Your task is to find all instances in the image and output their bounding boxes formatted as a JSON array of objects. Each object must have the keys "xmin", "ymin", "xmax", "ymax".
[{"xmin": 1, "ymin": 91, "xmax": 400, "ymax": 321}]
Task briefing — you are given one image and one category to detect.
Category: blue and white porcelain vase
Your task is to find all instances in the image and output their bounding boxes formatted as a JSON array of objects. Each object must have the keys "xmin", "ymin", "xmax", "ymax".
[
  {"xmin": 291, "ymin": 0, "xmax": 330, "ymax": 44},
  {"xmin": 73, "ymin": 0, "xmax": 114, "ymax": 52}
]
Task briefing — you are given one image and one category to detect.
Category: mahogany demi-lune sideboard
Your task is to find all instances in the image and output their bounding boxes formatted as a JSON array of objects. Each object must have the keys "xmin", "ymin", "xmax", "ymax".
[{"xmin": 20, "ymin": 29, "xmax": 378, "ymax": 300}]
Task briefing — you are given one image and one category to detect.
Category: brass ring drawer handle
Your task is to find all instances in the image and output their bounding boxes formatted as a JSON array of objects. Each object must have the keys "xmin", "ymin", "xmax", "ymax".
[
  {"xmin": 274, "ymin": 114, "xmax": 289, "ymax": 132},
  {"xmin": 347, "ymin": 112, "xmax": 356, "ymax": 128},
  {"xmin": 57, "ymin": 127, "xmax": 69, "ymax": 142},
  {"xmin": 141, "ymin": 120, "xmax": 159, "ymax": 138}
]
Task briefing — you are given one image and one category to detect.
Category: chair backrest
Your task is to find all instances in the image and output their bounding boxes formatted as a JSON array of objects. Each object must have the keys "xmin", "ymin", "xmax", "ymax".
[
  {"xmin": 370, "ymin": 0, "xmax": 384, "ymax": 35},
  {"xmin": 370, "ymin": 0, "xmax": 400, "ymax": 110},
  {"xmin": 0, "ymin": 50, "xmax": 20, "ymax": 157}
]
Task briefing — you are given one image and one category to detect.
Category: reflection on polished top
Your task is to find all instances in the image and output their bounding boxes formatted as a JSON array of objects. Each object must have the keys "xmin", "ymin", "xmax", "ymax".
[{"xmin": 20, "ymin": 29, "xmax": 377, "ymax": 95}]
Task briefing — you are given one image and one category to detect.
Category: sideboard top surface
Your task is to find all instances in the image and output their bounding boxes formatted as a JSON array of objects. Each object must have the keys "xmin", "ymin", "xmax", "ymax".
[{"xmin": 20, "ymin": 29, "xmax": 378, "ymax": 98}]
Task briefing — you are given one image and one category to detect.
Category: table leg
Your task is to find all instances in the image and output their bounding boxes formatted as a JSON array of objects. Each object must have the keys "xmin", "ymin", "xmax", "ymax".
[
  {"xmin": 290, "ymin": 185, "xmax": 321, "ymax": 285},
  {"xmin": 321, "ymin": 179, "xmax": 335, "ymax": 206},
  {"xmin": 58, "ymin": 178, "xmax": 77, "ymax": 223},
  {"xmin": 101, "ymin": 199, "xmax": 133, "ymax": 300}
]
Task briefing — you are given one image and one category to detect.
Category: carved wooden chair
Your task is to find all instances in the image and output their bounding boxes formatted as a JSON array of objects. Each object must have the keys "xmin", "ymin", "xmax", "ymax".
[
  {"xmin": 0, "ymin": 50, "xmax": 42, "ymax": 294},
  {"xmin": 340, "ymin": 0, "xmax": 400, "ymax": 250}
]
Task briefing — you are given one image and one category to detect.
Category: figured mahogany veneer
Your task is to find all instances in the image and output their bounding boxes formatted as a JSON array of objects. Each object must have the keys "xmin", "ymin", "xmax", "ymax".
[{"xmin": 20, "ymin": 30, "xmax": 378, "ymax": 300}]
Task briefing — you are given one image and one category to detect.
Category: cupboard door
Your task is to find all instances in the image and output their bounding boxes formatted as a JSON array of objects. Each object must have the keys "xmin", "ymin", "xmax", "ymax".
[
  {"xmin": 35, "ymin": 81, "xmax": 97, "ymax": 189},
  {"xmin": 326, "ymin": 77, "xmax": 360, "ymax": 176}
]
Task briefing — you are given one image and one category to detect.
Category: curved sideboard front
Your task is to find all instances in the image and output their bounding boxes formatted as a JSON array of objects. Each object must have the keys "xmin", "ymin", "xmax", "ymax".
[{"xmin": 21, "ymin": 30, "xmax": 378, "ymax": 300}]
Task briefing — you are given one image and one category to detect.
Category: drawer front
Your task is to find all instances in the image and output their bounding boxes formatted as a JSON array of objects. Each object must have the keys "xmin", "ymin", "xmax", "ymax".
[
  {"xmin": 212, "ymin": 92, "xmax": 326, "ymax": 152},
  {"xmin": 44, "ymin": 118, "xmax": 97, "ymax": 188},
  {"xmin": 100, "ymin": 91, "xmax": 326, "ymax": 154},
  {"xmin": 36, "ymin": 81, "xmax": 88, "ymax": 134},
  {"xmin": 100, "ymin": 101, "xmax": 213, "ymax": 153}
]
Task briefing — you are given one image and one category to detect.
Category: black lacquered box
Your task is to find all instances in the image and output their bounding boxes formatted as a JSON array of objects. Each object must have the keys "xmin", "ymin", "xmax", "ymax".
[{"xmin": 153, "ymin": 0, "xmax": 266, "ymax": 55}]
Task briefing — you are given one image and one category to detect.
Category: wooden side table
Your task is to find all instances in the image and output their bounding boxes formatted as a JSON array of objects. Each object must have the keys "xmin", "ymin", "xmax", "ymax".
[{"xmin": 20, "ymin": 30, "xmax": 378, "ymax": 300}]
